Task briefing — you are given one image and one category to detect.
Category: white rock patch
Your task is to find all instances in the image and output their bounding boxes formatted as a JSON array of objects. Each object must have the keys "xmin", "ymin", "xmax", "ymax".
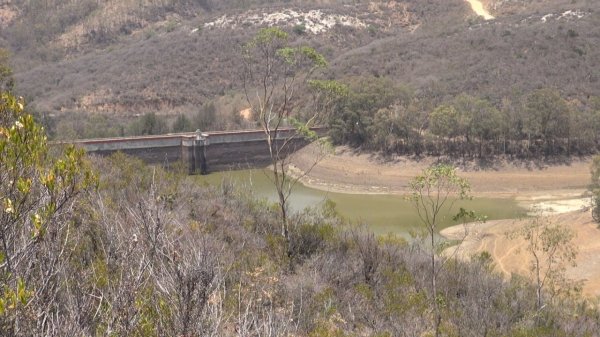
[
  {"xmin": 540, "ymin": 9, "xmax": 587, "ymax": 23},
  {"xmin": 204, "ymin": 9, "xmax": 366, "ymax": 34}
]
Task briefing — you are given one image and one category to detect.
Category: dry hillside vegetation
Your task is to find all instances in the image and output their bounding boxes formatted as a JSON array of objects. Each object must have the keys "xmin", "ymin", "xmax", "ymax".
[{"xmin": 1, "ymin": 0, "xmax": 597, "ymax": 125}]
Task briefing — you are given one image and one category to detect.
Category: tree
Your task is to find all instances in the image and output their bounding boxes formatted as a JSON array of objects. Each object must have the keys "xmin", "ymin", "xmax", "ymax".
[
  {"xmin": 429, "ymin": 104, "xmax": 460, "ymax": 154},
  {"xmin": 0, "ymin": 49, "xmax": 14, "ymax": 92},
  {"xmin": 591, "ymin": 156, "xmax": 600, "ymax": 223},
  {"xmin": 524, "ymin": 89, "xmax": 570, "ymax": 155},
  {"xmin": 328, "ymin": 77, "xmax": 403, "ymax": 148},
  {"xmin": 409, "ymin": 164, "xmax": 472, "ymax": 337},
  {"xmin": 129, "ymin": 112, "xmax": 169, "ymax": 135},
  {"xmin": 509, "ymin": 216, "xmax": 578, "ymax": 311},
  {"xmin": 242, "ymin": 27, "xmax": 328, "ymax": 241},
  {"xmin": 172, "ymin": 113, "xmax": 192, "ymax": 133},
  {"xmin": 0, "ymin": 92, "xmax": 96, "ymax": 334},
  {"xmin": 452, "ymin": 94, "xmax": 502, "ymax": 157},
  {"xmin": 194, "ymin": 101, "xmax": 216, "ymax": 131}
]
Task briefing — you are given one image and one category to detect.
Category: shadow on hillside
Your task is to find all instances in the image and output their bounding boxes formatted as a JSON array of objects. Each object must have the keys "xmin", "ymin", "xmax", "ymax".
[
  {"xmin": 338, "ymin": 145, "xmax": 591, "ymax": 172},
  {"xmin": 431, "ymin": 155, "xmax": 587, "ymax": 172}
]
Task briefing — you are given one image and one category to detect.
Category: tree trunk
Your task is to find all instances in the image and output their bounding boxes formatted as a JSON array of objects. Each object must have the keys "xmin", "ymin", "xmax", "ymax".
[{"xmin": 431, "ymin": 228, "xmax": 441, "ymax": 337}]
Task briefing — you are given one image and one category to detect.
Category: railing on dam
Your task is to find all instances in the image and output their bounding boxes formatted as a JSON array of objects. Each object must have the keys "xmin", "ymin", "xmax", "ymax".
[{"xmin": 57, "ymin": 127, "xmax": 327, "ymax": 174}]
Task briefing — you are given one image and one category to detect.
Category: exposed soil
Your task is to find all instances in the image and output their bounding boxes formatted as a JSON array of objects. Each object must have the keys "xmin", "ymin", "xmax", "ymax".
[
  {"xmin": 465, "ymin": 0, "xmax": 495, "ymax": 20},
  {"xmin": 290, "ymin": 144, "xmax": 593, "ymax": 202},
  {"xmin": 289, "ymin": 143, "xmax": 599, "ymax": 296},
  {"xmin": 441, "ymin": 211, "xmax": 600, "ymax": 297}
]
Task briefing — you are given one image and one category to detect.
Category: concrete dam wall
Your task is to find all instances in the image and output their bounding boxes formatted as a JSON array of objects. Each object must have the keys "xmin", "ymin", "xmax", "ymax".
[{"xmin": 65, "ymin": 128, "xmax": 325, "ymax": 174}]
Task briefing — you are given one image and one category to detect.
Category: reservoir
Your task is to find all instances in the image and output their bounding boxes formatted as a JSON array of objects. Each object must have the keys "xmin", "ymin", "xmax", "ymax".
[{"xmin": 197, "ymin": 169, "xmax": 527, "ymax": 237}]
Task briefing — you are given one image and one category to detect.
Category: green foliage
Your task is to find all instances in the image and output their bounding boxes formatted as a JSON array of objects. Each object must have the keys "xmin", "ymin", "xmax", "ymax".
[
  {"xmin": 327, "ymin": 78, "xmax": 598, "ymax": 157},
  {"xmin": 248, "ymin": 27, "xmax": 289, "ymax": 48},
  {"xmin": 194, "ymin": 101, "xmax": 217, "ymax": 131},
  {"xmin": 309, "ymin": 80, "xmax": 349, "ymax": 99},
  {"xmin": 129, "ymin": 112, "xmax": 169, "ymax": 135},
  {"xmin": 453, "ymin": 93, "xmax": 503, "ymax": 143},
  {"xmin": 429, "ymin": 105, "xmax": 459, "ymax": 138},
  {"xmin": 328, "ymin": 77, "xmax": 407, "ymax": 147},
  {"xmin": 243, "ymin": 26, "xmax": 330, "ymax": 243},
  {"xmin": 409, "ymin": 164, "xmax": 472, "ymax": 336},
  {"xmin": 172, "ymin": 113, "xmax": 192, "ymax": 133},
  {"xmin": 0, "ymin": 49, "xmax": 14, "ymax": 92},
  {"xmin": 508, "ymin": 216, "xmax": 579, "ymax": 310},
  {"xmin": 524, "ymin": 88, "xmax": 570, "ymax": 143},
  {"xmin": 0, "ymin": 91, "xmax": 97, "ymax": 334},
  {"xmin": 293, "ymin": 23, "xmax": 307, "ymax": 35},
  {"xmin": 409, "ymin": 165, "xmax": 471, "ymax": 208},
  {"xmin": 133, "ymin": 287, "xmax": 172, "ymax": 337}
]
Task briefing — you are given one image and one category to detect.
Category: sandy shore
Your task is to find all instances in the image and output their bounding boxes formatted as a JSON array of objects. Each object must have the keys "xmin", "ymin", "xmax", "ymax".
[{"xmin": 290, "ymin": 144, "xmax": 593, "ymax": 204}]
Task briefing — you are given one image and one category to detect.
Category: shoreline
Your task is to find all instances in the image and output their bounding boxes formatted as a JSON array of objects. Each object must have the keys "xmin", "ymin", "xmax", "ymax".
[
  {"xmin": 287, "ymin": 144, "xmax": 599, "ymax": 296},
  {"xmin": 288, "ymin": 144, "xmax": 593, "ymax": 213}
]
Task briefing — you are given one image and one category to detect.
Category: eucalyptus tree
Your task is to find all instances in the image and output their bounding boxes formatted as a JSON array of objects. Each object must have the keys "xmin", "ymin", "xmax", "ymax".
[
  {"xmin": 508, "ymin": 216, "xmax": 578, "ymax": 311},
  {"xmin": 524, "ymin": 88, "xmax": 570, "ymax": 155},
  {"xmin": 451, "ymin": 93, "xmax": 502, "ymax": 157},
  {"xmin": 242, "ymin": 27, "xmax": 329, "ymax": 241},
  {"xmin": 409, "ymin": 164, "xmax": 473, "ymax": 337}
]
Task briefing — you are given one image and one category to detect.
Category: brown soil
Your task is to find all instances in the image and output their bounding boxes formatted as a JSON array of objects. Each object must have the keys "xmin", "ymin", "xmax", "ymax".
[
  {"xmin": 290, "ymin": 144, "xmax": 593, "ymax": 200},
  {"xmin": 441, "ymin": 211, "xmax": 600, "ymax": 297},
  {"xmin": 239, "ymin": 108, "xmax": 252, "ymax": 121}
]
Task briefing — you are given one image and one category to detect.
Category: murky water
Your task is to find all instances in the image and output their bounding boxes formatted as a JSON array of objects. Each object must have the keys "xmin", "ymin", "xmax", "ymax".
[{"xmin": 197, "ymin": 169, "xmax": 526, "ymax": 237}]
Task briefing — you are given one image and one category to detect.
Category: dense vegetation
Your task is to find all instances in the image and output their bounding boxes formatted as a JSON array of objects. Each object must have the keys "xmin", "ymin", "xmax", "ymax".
[
  {"xmin": 327, "ymin": 77, "xmax": 600, "ymax": 158},
  {"xmin": 1, "ymin": 0, "xmax": 599, "ymax": 141},
  {"xmin": 2, "ymin": 91, "xmax": 600, "ymax": 336},
  {"xmin": 2, "ymin": 1, "xmax": 600, "ymax": 335}
]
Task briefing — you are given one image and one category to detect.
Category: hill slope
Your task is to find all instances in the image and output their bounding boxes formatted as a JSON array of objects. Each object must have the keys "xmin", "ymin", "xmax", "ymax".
[{"xmin": 2, "ymin": 0, "xmax": 599, "ymax": 123}]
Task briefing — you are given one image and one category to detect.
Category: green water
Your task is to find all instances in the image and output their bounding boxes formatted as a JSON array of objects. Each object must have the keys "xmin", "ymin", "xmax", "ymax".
[{"xmin": 197, "ymin": 169, "xmax": 527, "ymax": 236}]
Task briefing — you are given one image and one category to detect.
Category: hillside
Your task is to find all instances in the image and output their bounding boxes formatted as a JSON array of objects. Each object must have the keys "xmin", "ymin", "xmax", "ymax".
[{"xmin": 1, "ymin": 0, "xmax": 599, "ymax": 135}]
